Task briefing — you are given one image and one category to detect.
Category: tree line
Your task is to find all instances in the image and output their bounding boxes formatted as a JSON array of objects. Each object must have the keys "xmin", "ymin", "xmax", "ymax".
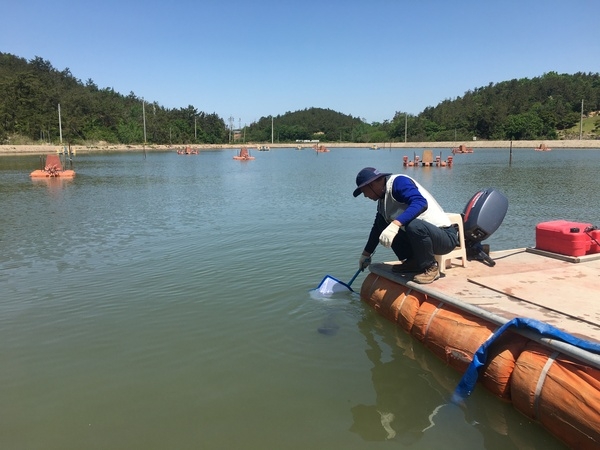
[
  {"xmin": 1, "ymin": 52, "xmax": 599, "ymax": 146},
  {"xmin": 0, "ymin": 53, "xmax": 228, "ymax": 146}
]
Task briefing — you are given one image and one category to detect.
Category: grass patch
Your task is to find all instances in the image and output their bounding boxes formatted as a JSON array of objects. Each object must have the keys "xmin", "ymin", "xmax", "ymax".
[{"xmin": 560, "ymin": 115, "xmax": 599, "ymax": 139}]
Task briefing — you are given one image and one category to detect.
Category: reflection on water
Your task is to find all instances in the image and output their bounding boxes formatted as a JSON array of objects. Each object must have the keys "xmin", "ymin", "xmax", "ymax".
[
  {"xmin": 350, "ymin": 313, "xmax": 451, "ymax": 443},
  {"xmin": 0, "ymin": 148, "xmax": 588, "ymax": 449},
  {"xmin": 350, "ymin": 312, "xmax": 562, "ymax": 448}
]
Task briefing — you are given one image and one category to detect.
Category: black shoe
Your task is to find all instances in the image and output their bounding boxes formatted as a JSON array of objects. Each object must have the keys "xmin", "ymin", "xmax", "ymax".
[{"xmin": 391, "ymin": 260, "xmax": 421, "ymax": 273}]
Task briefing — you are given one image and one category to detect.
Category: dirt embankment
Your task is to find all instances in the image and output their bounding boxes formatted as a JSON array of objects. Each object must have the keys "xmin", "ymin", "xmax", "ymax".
[{"xmin": 1, "ymin": 139, "xmax": 600, "ymax": 155}]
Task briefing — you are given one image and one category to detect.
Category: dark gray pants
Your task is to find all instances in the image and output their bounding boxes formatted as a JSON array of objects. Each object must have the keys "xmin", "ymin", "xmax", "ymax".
[{"xmin": 391, "ymin": 219, "xmax": 459, "ymax": 270}]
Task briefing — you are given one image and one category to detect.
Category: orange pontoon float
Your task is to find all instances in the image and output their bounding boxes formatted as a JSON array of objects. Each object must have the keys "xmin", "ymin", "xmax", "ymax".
[
  {"xmin": 177, "ymin": 146, "xmax": 198, "ymax": 155},
  {"xmin": 360, "ymin": 254, "xmax": 600, "ymax": 449},
  {"xmin": 233, "ymin": 147, "xmax": 255, "ymax": 160},
  {"xmin": 30, "ymin": 154, "xmax": 76, "ymax": 178},
  {"xmin": 435, "ymin": 154, "xmax": 453, "ymax": 167},
  {"xmin": 403, "ymin": 152, "xmax": 453, "ymax": 167},
  {"xmin": 535, "ymin": 143, "xmax": 551, "ymax": 151},
  {"xmin": 452, "ymin": 144, "xmax": 473, "ymax": 154}
]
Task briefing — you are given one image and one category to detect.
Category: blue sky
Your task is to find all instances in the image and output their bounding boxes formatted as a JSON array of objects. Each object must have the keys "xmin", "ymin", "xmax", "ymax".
[{"xmin": 2, "ymin": 0, "xmax": 599, "ymax": 125}]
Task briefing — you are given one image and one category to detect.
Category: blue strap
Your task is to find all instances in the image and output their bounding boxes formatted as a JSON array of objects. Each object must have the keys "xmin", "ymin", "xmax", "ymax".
[{"xmin": 452, "ymin": 317, "xmax": 600, "ymax": 402}]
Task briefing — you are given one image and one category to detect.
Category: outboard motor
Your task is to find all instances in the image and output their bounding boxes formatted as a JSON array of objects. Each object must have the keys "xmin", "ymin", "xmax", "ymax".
[{"xmin": 462, "ymin": 188, "xmax": 509, "ymax": 266}]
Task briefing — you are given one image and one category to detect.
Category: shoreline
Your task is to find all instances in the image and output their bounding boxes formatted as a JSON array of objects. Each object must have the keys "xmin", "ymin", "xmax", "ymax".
[{"xmin": 1, "ymin": 139, "xmax": 600, "ymax": 155}]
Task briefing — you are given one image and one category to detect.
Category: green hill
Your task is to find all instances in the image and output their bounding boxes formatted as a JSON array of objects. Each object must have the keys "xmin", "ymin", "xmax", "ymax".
[{"xmin": 1, "ymin": 52, "xmax": 599, "ymax": 145}]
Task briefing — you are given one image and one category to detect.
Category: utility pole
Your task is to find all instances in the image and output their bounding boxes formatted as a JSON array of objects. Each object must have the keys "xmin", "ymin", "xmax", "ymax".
[
  {"xmin": 228, "ymin": 116, "xmax": 234, "ymax": 143},
  {"xmin": 58, "ymin": 104, "xmax": 63, "ymax": 144},
  {"xmin": 142, "ymin": 100, "xmax": 147, "ymax": 144},
  {"xmin": 580, "ymin": 99, "xmax": 584, "ymax": 140},
  {"xmin": 142, "ymin": 99, "xmax": 147, "ymax": 159}
]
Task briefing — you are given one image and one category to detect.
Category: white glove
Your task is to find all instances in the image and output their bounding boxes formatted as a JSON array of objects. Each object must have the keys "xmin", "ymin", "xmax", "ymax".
[
  {"xmin": 379, "ymin": 222, "xmax": 400, "ymax": 248},
  {"xmin": 359, "ymin": 254, "xmax": 372, "ymax": 270}
]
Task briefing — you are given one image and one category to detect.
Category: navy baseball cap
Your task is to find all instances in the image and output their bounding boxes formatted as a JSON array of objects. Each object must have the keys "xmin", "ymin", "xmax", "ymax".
[{"xmin": 353, "ymin": 167, "xmax": 391, "ymax": 197}]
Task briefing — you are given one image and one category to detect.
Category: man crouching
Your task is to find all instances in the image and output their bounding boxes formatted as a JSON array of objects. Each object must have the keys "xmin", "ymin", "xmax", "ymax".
[{"xmin": 354, "ymin": 167, "xmax": 458, "ymax": 284}]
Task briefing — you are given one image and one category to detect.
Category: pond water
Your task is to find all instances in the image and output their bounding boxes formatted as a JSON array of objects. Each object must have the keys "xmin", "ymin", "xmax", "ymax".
[{"xmin": 2, "ymin": 147, "xmax": 597, "ymax": 449}]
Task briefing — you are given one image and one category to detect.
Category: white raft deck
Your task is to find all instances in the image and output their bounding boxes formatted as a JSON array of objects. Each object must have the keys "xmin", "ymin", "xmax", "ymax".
[{"xmin": 367, "ymin": 248, "xmax": 600, "ymax": 367}]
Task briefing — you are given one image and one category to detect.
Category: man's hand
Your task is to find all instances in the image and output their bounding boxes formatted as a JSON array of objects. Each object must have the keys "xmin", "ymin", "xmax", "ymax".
[
  {"xmin": 359, "ymin": 254, "xmax": 372, "ymax": 270},
  {"xmin": 379, "ymin": 222, "xmax": 400, "ymax": 248}
]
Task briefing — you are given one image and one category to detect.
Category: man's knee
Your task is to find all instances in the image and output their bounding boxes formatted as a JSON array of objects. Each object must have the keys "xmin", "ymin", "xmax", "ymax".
[{"xmin": 404, "ymin": 219, "xmax": 428, "ymax": 238}]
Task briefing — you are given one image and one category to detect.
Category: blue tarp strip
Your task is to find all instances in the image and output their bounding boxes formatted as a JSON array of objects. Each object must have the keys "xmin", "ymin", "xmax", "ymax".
[{"xmin": 452, "ymin": 317, "xmax": 600, "ymax": 402}]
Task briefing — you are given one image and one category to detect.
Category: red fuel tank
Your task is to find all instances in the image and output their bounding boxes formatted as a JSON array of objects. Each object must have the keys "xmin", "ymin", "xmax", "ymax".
[{"xmin": 535, "ymin": 220, "xmax": 599, "ymax": 257}]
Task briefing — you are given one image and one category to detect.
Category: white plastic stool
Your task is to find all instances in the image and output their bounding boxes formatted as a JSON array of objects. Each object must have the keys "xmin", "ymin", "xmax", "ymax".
[{"xmin": 435, "ymin": 213, "xmax": 468, "ymax": 274}]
